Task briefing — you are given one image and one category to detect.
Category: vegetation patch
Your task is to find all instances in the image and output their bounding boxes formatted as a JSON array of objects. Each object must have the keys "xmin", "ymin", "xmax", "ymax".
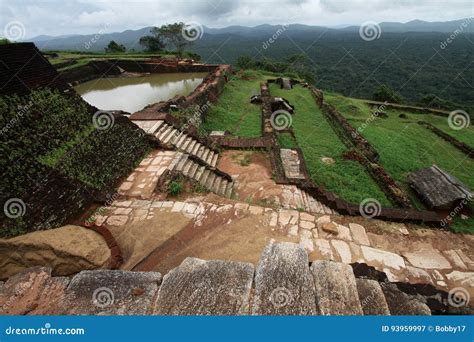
[
  {"xmin": 269, "ymin": 84, "xmax": 391, "ymax": 206},
  {"xmin": 202, "ymin": 70, "xmax": 264, "ymax": 137},
  {"xmin": 325, "ymin": 92, "xmax": 474, "ymax": 233}
]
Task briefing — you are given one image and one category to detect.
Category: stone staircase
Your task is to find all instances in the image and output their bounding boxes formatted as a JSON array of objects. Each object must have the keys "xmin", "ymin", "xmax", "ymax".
[
  {"xmin": 170, "ymin": 152, "xmax": 234, "ymax": 198},
  {"xmin": 281, "ymin": 185, "xmax": 336, "ymax": 215},
  {"xmin": 2, "ymin": 242, "xmax": 446, "ymax": 315},
  {"xmin": 134, "ymin": 120, "xmax": 219, "ymax": 167}
]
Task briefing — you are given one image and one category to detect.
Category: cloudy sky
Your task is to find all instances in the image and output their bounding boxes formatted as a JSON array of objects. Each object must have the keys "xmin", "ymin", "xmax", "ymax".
[{"xmin": 1, "ymin": 0, "xmax": 473, "ymax": 38}]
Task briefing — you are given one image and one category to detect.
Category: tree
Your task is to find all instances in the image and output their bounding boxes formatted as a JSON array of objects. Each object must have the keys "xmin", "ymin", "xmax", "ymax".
[
  {"xmin": 0, "ymin": 38, "xmax": 12, "ymax": 45},
  {"xmin": 236, "ymin": 55, "xmax": 255, "ymax": 69},
  {"xmin": 104, "ymin": 40, "xmax": 126, "ymax": 53},
  {"xmin": 373, "ymin": 84, "xmax": 403, "ymax": 104},
  {"xmin": 157, "ymin": 23, "xmax": 190, "ymax": 57},
  {"xmin": 139, "ymin": 34, "xmax": 165, "ymax": 52}
]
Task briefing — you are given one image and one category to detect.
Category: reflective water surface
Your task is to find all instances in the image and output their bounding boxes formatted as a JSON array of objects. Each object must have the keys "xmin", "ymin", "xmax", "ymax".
[{"xmin": 75, "ymin": 72, "xmax": 207, "ymax": 113}]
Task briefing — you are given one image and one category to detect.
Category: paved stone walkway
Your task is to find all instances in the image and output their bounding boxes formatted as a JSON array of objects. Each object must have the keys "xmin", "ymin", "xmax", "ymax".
[{"xmin": 94, "ymin": 195, "xmax": 474, "ymax": 305}]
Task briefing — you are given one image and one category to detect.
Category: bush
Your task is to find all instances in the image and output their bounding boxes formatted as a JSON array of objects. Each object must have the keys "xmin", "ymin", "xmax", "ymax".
[
  {"xmin": 373, "ymin": 84, "xmax": 403, "ymax": 104},
  {"xmin": 168, "ymin": 181, "xmax": 183, "ymax": 196}
]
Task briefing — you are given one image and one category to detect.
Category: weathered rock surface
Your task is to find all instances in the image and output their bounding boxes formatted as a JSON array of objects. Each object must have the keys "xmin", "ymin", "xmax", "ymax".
[
  {"xmin": 0, "ymin": 267, "xmax": 69, "ymax": 315},
  {"xmin": 154, "ymin": 257, "xmax": 254, "ymax": 315},
  {"xmin": 0, "ymin": 225, "xmax": 110, "ymax": 280},
  {"xmin": 63, "ymin": 270, "xmax": 161, "ymax": 315},
  {"xmin": 311, "ymin": 260, "xmax": 363, "ymax": 315},
  {"xmin": 356, "ymin": 278, "xmax": 390, "ymax": 315},
  {"xmin": 252, "ymin": 242, "xmax": 318, "ymax": 315},
  {"xmin": 381, "ymin": 282, "xmax": 431, "ymax": 315},
  {"xmin": 402, "ymin": 250, "xmax": 451, "ymax": 269}
]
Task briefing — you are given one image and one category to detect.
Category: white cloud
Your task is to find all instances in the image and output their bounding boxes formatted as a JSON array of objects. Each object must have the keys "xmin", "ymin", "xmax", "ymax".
[{"xmin": 0, "ymin": 0, "xmax": 472, "ymax": 38}]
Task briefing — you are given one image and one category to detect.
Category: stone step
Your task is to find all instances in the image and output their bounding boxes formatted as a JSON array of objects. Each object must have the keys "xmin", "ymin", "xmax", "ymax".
[
  {"xmin": 155, "ymin": 123, "xmax": 169, "ymax": 138},
  {"xmin": 356, "ymin": 278, "xmax": 390, "ymax": 315},
  {"xmin": 193, "ymin": 143, "xmax": 204, "ymax": 158},
  {"xmin": 311, "ymin": 260, "xmax": 363, "ymax": 315},
  {"xmin": 205, "ymin": 173, "xmax": 216, "ymax": 189},
  {"xmin": 252, "ymin": 242, "xmax": 318, "ymax": 315},
  {"xmin": 163, "ymin": 128, "xmax": 178, "ymax": 144},
  {"xmin": 175, "ymin": 154, "xmax": 189, "ymax": 172},
  {"xmin": 219, "ymin": 179, "xmax": 228, "ymax": 196},
  {"xmin": 153, "ymin": 258, "xmax": 254, "ymax": 315},
  {"xmin": 211, "ymin": 153, "xmax": 219, "ymax": 168},
  {"xmin": 186, "ymin": 140, "xmax": 197, "ymax": 154},
  {"xmin": 212, "ymin": 176, "xmax": 222, "ymax": 194},
  {"xmin": 224, "ymin": 182, "xmax": 233, "ymax": 198},
  {"xmin": 192, "ymin": 143, "xmax": 201, "ymax": 156},
  {"xmin": 199, "ymin": 169, "xmax": 211, "ymax": 185},
  {"xmin": 159, "ymin": 126, "xmax": 174, "ymax": 142},
  {"xmin": 380, "ymin": 283, "xmax": 431, "ymax": 315},
  {"xmin": 175, "ymin": 133, "xmax": 187, "ymax": 148},
  {"xmin": 153, "ymin": 120, "xmax": 165, "ymax": 133},
  {"xmin": 182, "ymin": 159, "xmax": 193, "ymax": 175},
  {"xmin": 201, "ymin": 149, "xmax": 210, "ymax": 163},
  {"xmin": 206, "ymin": 151, "xmax": 215, "ymax": 165},
  {"xmin": 187, "ymin": 162, "xmax": 199, "ymax": 178},
  {"xmin": 181, "ymin": 137, "xmax": 192, "ymax": 151},
  {"xmin": 196, "ymin": 145, "xmax": 205, "ymax": 159},
  {"xmin": 167, "ymin": 152, "xmax": 182, "ymax": 171},
  {"xmin": 194, "ymin": 166, "xmax": 206, "ymax": 182}
]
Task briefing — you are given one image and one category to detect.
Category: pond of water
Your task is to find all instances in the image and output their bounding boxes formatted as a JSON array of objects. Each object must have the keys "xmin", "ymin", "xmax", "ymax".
[{"xmin": 74, "ymin": 72, "xmax": 207, "ymax": 113}]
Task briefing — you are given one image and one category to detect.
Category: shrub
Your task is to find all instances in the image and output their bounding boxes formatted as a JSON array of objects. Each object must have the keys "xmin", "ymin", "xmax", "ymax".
[{"xmin": 168, "ymin": 181, "xmax": 183, "ymax": 196}]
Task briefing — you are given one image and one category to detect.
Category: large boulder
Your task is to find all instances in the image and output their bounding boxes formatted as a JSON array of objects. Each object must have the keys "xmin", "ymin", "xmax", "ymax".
[{"xmin": 0, "ymin": 225, "xmax": 111, "ymax": 279}]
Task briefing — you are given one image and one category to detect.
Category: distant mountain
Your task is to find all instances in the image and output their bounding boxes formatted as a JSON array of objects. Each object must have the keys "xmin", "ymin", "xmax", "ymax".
[
  {"xmin": 33, "ymin": 27, "xmax": 153, "ymax": 51},
  {"xmin": 30, "ymin": 18, "xmax": 473, "ymax": 52},
  {"xmin": 343, "ymin": 18, "xmax": 473, "ymax": 33}
]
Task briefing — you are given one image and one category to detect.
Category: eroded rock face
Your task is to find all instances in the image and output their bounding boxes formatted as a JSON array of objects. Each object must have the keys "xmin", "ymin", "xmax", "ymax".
[
  {"xmin": 252, "ymin": 242, "xmax": 318, "ymax": 315},
  {"xmin": 63, "ymin": 270, "xmax": 162, "ymax": 315},
  {"xmin": 0, "ymin": 225, "xmax": 111, "ymax": 280},
  {"xmin": 154, "ymin": 257, "xmax": 254, "ymax": 315}
]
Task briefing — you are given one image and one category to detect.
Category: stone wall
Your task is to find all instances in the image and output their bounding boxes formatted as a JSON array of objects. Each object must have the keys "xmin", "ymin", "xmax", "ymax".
[{"xmin": 419, "ymin": 121, "xmax": 473, "ymax": 158}]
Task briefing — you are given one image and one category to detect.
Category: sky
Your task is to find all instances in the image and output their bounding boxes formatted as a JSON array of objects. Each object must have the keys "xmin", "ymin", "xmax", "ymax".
[{"xmin": 1, "ymin": 0, "xmax": 473, "ymax": 38}]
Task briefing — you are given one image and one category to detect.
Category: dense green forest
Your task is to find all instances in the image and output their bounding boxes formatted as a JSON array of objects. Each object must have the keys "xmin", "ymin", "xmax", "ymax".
[{"xmin": 191, "ymin": 31, "xmax": 473, "ymax": 109}]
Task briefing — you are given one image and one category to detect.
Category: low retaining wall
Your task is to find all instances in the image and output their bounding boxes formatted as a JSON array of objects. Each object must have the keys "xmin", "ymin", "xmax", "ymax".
[
  {"xmin": 59, "ymin": 59, "xmax": 222, "ymax": 85},
  {"xmin": 418, "ymin": 121, "xmax": 473, "ymax": 158},
  {"xmin": 268, "ymin": 85, "xmax": 441, "ymax": 225},
  {"xmin": 364, "ymin": 100, "xmax": 450, "ymax": 117}
]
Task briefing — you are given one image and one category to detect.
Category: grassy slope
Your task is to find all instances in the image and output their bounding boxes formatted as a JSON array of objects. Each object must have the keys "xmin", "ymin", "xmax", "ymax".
[
  {"xmin": 202, "ymin": 72, "xmax": 262, "ymax": 137},
  {"xmin": 325, "ymin": 92, "xmax": 474, "ymax": 233},
  {"xmin": 270, "ymin": 83, "xmax": 391, "ymax": 206}
]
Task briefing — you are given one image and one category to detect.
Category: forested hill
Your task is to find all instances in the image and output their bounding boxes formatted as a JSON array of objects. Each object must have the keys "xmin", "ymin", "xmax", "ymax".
[{"xmin": 193, "ymin": 30, "xmax": 473, "ymax": 108}]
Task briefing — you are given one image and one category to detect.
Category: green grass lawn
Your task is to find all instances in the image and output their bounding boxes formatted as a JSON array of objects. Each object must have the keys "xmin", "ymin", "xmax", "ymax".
[
  {"xmin": 201, "ymin": 71, "xmax": 263, "ymax": 137},
  {"xmin": 269, "ymin": 84, "xmax": 391, "ymax": 206},
  {"xmin": 325, "ymin": 92, "xmax": 474, "ymax": 233}
]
